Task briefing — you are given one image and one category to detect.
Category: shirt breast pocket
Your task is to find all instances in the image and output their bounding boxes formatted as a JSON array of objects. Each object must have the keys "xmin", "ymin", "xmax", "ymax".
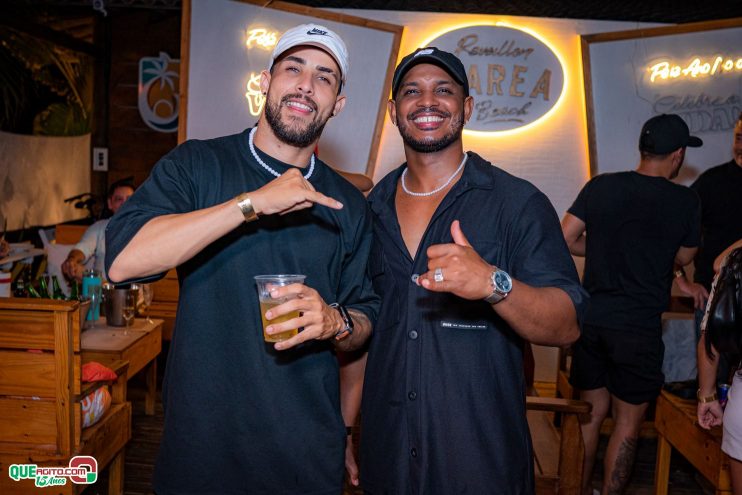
[{"xmin": 465, "ymin": 236, "xmax": 505, "ymax": 269}]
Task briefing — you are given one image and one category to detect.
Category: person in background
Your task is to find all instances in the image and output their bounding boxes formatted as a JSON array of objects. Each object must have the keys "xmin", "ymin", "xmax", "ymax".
[
  {"xmin": 0, "ymin": 238, "xmax": 9, "ymax": 258},
  {"xmin": 105, "ymin": 24, "xmax": 379, "ymax": 494},
  {"xmin": 562, "ymin": 114, "xmax": 703, "ymax": 495},
  {"xmin": 697, "ymin": 237, "xmax": 742, "ymax": 494},
  {"xmin": 60, "ymin": 178, "xmax": 134, "ymax": 282},
  {"xmin": 682, "ymin": 111, "xmax": 742, "ymax": 330},
  {"xmin": 359, "ymin": 47, "xmax": 587, "ymax": 494}
]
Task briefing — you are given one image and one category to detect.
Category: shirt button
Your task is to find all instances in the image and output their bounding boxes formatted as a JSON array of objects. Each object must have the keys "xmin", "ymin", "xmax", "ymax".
[
  {"xmin": 411, "ymin": 274, "xmax": 419, "ymax": 283},
  {"xmin": 410, "ymin": 448, "xmax": 417, "ymax": 458},
  {"xmin": 409, "ymin": 330, "xmax": 418, "ymax": 340},
  {"xmin": 408, "ymin": 391, "xmax": 417, "ymax": 401}
]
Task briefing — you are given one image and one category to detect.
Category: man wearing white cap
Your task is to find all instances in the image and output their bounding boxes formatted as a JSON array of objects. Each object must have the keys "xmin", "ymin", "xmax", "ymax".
[{"xmin": 105, "ymin": 24, "xmax": 378, "ymax": 494}]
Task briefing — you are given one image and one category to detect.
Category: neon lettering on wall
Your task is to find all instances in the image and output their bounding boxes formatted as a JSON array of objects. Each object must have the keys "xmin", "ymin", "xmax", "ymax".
[
  {"xmin": 245, "ymin": 72, "xmax": 265, "ymax": 116},
  {"xmin": 421, "ymin": 22, "xmax": 566, "ymax": 135},
  {"xmin": 649, "ymin": 56, "xmax": 742, "ymax": 82},
  {"xmin": 246, "ymin": 28, "xmax": 278, "ymax": 50}
]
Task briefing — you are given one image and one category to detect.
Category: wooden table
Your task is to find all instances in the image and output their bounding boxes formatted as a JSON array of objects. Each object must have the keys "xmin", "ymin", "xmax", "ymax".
[
  {"xmin": 81, "ymin": 317, "xmax": 162, "ymax": 415},
  {"xmin": 654, "ymin": 389, "xmax": 732, "ymax": 494}
]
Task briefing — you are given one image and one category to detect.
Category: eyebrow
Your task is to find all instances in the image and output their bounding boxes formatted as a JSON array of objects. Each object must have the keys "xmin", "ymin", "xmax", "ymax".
[
  {"xmin": 283, "ymin": 55, "xmax": 338, "ymax": 79},
  {"xmin": 401, "ymin": 79, "xmax": 455, "ymax": 89}
]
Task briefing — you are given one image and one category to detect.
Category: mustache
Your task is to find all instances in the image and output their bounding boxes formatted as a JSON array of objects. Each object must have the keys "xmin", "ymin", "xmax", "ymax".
[
  {"xmin": 280, "ymin": 93, "xmax": 318, "ymax": 112},
  {"xmin": 407, "ymin": 107, "xmax": 451, "ymax": 121}
]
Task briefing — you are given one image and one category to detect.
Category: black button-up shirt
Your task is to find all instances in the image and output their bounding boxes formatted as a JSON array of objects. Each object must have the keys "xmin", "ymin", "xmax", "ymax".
[{"xmin": 361, "ymin": 152, "xmax": 587, "ymax": 495}]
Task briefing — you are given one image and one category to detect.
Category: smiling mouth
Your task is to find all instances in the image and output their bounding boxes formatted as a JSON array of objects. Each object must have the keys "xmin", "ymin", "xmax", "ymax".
[
  {"xmin": 413, "ymin": 115, "xmax": 444, "ymax": 124},
  {"xmin": 407, "ymin": 108, "xmax": 450, "ymax": 129},
  {"xmin": 286, "ymin": 101, "xmax": 314, "ymax": 113},
  {"xmin": 281, "ymin": 94, "xmax": 317, "ymax": 115}
]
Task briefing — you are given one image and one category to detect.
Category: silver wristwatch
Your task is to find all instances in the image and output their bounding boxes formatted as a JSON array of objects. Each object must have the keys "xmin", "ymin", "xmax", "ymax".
[{"xmin": 484, "ymin": 268, "xmax": 512, "ymax": 304}]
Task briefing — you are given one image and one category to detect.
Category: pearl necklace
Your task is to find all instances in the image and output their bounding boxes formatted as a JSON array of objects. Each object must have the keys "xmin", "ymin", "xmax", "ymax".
[
  {"xmin": 401, "ymin": 154, "xmax": 468, "ymax": 197},
  {"xmin": 248, "ymin": 127, "xmax": 315, "ymax": 180}
]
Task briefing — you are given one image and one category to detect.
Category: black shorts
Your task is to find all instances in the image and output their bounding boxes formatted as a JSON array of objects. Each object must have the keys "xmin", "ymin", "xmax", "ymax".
[{"xmin": 569, "ymin": 323, "xmax": 665, "ymax": 405}]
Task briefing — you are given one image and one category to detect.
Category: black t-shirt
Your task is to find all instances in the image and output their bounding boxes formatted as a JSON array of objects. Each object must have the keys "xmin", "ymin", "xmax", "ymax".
[
  {"xmin": 361, "ymin": 152, "xmax": 588, "ymax": 495},
  {"xmin": 569, "ymin": 171, "xmax": 701, "ymax": 331},
  {"xmin": 690, "ymin": 160, "xmax": 742, "ymax": 289},
  {"xmin": 105, "ymin": 128, "xmax": 379, "ymax": 494}
]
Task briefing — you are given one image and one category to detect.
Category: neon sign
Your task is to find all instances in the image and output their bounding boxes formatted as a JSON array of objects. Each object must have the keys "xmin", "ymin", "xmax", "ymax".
[
  {"xmin": 422, "ymin": 23, "xmax": 566, "ymax": 134},
  {"xmin": 244, "ymin": 72, "xmax": 265, "ymax": 116},
  {"xmin": 649, "ymin": 56, "xmax": 742, "ymax": 83},
  {"xmin": 246, "ymin": 28, "xmax": 278, "ymax": 50}
]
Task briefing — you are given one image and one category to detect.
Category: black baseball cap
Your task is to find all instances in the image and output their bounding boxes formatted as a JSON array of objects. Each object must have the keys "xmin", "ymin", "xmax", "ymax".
[
  {"xmin": 391, "ymin": 47, "xmax": 469, "ymax": 99},
  {"xmin": 638, "ymin": 114, "xmax": 703, "ymax": 154}
]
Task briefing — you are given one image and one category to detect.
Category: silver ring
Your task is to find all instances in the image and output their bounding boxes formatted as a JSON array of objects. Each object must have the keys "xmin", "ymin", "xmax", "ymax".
[{"xmin": 434, "ymin": 267, "xmax": 444, "ymax": 283}]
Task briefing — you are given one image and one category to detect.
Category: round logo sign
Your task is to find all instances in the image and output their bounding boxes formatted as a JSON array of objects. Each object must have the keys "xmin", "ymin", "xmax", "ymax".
[{"xmin": 427, "ymin": 24, "xmax": 565, "ymax": 132}]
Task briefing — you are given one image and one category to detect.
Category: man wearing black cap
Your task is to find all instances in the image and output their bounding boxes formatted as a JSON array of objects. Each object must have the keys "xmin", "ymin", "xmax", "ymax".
[
  {"xmin": 360, "ymin": 47, "xmax": 587, "ymax": 494},
  {"xmin": 561, "ymin": 114, "xmax": 702, "ymax": 494}
]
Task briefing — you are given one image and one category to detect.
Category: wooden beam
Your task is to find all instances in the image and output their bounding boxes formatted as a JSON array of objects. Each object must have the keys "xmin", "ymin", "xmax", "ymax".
[{"xmin": 0, "ymin": 14, "xmax": 98, "ymax": 56}]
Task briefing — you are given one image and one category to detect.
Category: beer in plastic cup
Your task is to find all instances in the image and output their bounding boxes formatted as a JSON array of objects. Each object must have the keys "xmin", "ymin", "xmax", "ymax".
[{"xmin": 254, "ymin": 274, "xmax": 306, "ymax": 342}]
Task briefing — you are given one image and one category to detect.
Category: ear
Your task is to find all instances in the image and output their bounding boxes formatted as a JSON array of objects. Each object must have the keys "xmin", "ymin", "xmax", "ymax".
[
  {"xmin": 259, "ymin": 70, "xmax": 271, "ymax": 96},
  {"xmin": 331, "ymin": 95, "xmax": 347, "ymax": 118},
  {"xmin": 463, "ymin": 95, "xmax": 474, "ymax": 124},
  {"xmin": 387, "ymin": 99, "xmax": 397, "ymax": 126},
  {"xmin": 107, "ymin": 197, "xmax": 113, "ymax": 210}
]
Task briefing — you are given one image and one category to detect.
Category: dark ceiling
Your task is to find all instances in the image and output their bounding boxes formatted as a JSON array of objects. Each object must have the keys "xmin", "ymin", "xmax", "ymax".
[{"xmin": 5, "ymin": 0, "xmax": 742, "ymax": 24}]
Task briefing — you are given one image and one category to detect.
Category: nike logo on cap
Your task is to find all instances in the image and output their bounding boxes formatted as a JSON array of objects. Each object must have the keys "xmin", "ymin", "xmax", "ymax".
[{"xmin": 307, "ymin": 27, "xmax": 328, "ymax": 36}]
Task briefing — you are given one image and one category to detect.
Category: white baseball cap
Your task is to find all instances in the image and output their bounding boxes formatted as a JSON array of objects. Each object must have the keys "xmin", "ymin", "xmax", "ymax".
[{"xmin": 269, "ymin": 23, "xmax": 349, "ymax": 85}]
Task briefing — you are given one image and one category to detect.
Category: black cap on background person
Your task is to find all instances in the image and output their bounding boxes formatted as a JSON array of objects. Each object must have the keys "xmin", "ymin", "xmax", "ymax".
[{"xmin": 639, "ymin": 114, "xmax": 703, "ymax": 154}]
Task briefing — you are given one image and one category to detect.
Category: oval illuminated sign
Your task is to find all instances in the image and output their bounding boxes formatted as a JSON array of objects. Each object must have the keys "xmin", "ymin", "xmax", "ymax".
[{"xmin": 427, "ymin": 25, "xmax": 565, "ymax": 132}]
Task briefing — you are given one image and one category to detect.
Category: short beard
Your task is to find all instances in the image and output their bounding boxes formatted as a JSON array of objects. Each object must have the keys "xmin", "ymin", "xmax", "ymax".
[
  {"xmin": 397, "ymin": 109, "xmax": 464, "ymax": 153},
  {"xmin": 264, "ymin": 93, "xmax": 328, "ymax": 148}
]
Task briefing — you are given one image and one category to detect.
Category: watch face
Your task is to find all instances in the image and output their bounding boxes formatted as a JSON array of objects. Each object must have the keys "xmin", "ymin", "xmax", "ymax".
[{"xmin": 495, "ymin": 271, "xmax": 512, "ymax": 292}]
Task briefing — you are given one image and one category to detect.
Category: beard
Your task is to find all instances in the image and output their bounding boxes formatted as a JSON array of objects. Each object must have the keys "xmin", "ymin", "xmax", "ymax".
[
  {"xmin": 264, "ymin": 93, "xmax": 328, "ymax": 148},
  {"xmin": 397, "ymin": 107, "xmax": 464, "ymax": 153}
]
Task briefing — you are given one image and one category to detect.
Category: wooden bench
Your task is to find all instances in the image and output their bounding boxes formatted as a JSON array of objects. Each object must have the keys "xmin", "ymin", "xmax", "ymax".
[
  {"xmin": 528, "ymin": 396, "xmax": 592, "ymax": 494},
  {"xmin": 654, "ymin": 389, "xmax": 731, "ymax": 494},
  {"xmin": 0, "ymin": 298, "xmax": 131, "ymax": 494}
]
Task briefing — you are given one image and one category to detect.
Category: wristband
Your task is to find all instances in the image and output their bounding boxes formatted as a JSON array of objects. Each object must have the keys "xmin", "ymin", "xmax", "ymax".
[
  {"xmin": 235, "ymin": 193, "xmax": 258, "ymax": 223},
  {"xmin": 697, "ymin": 389, "xmax": 718, "ymax": 403}
]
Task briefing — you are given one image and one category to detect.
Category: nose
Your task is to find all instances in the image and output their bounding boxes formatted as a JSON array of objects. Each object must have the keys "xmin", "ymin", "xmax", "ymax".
[
  {"xmin": 296, "ymin": 72, "xmax": 314, "ymax": 95},
  {"xmin": 417, "ymin": 89, "xmax": 438, "ymax": 108}
]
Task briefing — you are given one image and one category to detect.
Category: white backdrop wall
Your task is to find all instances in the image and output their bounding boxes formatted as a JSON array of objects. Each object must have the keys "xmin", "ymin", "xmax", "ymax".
[
  {"xmin": 0, "ymin": 131, "xmax": 90, "ymax": 232},
  {"xmin": 586, "ymin": 24, "xmax": 742, "ymax": 180},
  {"xmin": 329, "ymin": 10, "xmax": 662, "ymax": 381}
]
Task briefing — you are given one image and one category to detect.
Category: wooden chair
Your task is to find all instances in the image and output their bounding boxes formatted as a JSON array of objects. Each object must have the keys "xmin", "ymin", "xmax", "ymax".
[
  {"xmin": 0, "ymin": 298, "xmax": 131, "ymax": 494},
  {"xmin": 528, "ymin": 395, "xmax": 592, "ymax": 494},
  {"xmin": 149, "ymin": 268, "xmax": 179, "ymax": 341}
]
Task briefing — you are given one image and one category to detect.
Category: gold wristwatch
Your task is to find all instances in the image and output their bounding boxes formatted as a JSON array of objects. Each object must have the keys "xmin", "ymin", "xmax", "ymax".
[{"xmin": 697, "ymin": 389, "xmax": 718, "ymax": 403}]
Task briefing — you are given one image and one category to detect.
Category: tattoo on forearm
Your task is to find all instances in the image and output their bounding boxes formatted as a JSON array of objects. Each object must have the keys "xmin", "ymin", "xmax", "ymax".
[{"xmin": 607, "ymin": 437, "xmax": 638, "ymax": 495}]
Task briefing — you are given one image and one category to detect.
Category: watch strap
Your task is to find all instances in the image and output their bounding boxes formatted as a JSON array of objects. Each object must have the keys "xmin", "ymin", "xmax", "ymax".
[{"xmin": 330, "ymin": 303, "xmax": 354, "ymax": 340}]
